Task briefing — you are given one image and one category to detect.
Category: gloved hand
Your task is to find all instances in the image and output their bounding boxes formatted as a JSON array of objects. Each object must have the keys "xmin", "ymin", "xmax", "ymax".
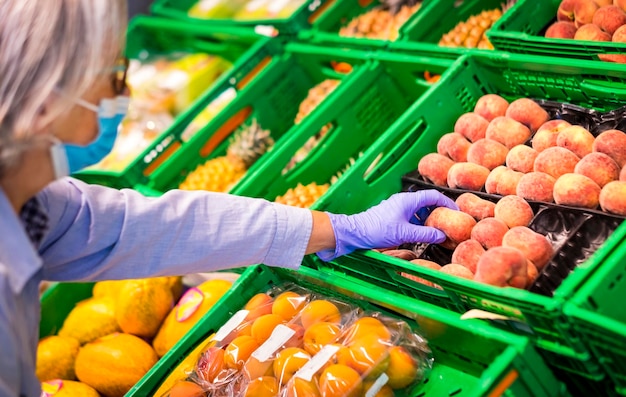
[{"xmin": 317, "ymin": 190, "xmax": 458, "ymax": 261}]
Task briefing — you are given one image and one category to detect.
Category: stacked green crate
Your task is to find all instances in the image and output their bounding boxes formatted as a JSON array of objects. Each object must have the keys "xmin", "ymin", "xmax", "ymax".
[
  {"xmin": 128, "ymin": 263, "xmax": 570, "ymax": 396},
  {"xmin": 308, "ymin": 51, "xmax": 626, "ymax": 380},
  {"xmin": 74, "ymin": 16, "xmax": 264, "ymax": 189}
]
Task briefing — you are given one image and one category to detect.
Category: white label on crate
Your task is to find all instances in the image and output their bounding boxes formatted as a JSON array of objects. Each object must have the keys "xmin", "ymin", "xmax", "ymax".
[
  {"xmin": 294, "ymin": 344, "xmax": 340, "ymax": 382},
  {"xmin": 198, "ymin": 0, "xmax": 222, "ymax": 11},
  {"xmin": 211, "ymin": 310, "xmax": 249, "ymax": 342},
  {"xmin": 268, "ymin": 0, "xmax": 291, "ymax": 13},
  {"xmin": 254, "ymin": 25, "xmax": 278, "ymax": 37},
  {"xmin": 365, "ymin": 373, "xmax": 389, "ymax": 397},
  {"xmin": 251, "ymin": 324, "xmax": 296, "ymax": 362}
]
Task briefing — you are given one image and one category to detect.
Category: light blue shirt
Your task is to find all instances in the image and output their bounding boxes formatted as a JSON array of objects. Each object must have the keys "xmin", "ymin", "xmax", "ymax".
[{"xmin": 0, "ymin": 178, "xmax": 312, "ymax": 396}]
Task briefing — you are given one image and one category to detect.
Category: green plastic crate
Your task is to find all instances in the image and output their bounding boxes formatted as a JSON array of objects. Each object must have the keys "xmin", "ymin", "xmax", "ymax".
[
  {"xmin": 309, "ymin": 51, "xmax": 626, "ymax": 377},
  {"xmin": 39, "ymin": 282, "xmax": 94, "ymax": 339},
  {"xmin": 228, "ymin": 50, "xmax": 452, "ymax": 203},
  {"xmin": 74, "ymin": 15, "xmax": 265, "ymax": 189},
  {"xmin": 128, "ymin": 263, "xmax": 569, "ymax": 397},
  {"xmin": 151, "ymin": 0, "xmax": 332, "ymax": 35},
  {"xmin": 488, "ymin": 0, "xmax": 626, "ymax": 62},
  {"xmin": 136, "ymin": 44, "xmax": 452, "ymax": 197},
  {"xmin": 563, "ymin": 305, "xmax": 625, "ymax": 396}
]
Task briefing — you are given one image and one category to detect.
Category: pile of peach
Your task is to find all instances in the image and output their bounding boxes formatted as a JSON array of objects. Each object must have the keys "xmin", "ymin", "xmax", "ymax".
[
  {"xmin": 165, "ymin": 287, "xmax": 429, "ymax": 397},
  {"xmin": 546, "ymin": 0, "xmax": 626, "ymax": 63},
  {"xmin": 381, "ymin": 193, "xmax": 552, "ymax": 289},
  {"xmin": 418, "ymin": 94, "xmax": 626, "ymax": 216}
]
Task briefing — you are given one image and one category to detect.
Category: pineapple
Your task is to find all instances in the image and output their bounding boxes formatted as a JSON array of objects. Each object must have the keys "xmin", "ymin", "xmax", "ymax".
[
  {"xmin": 179, "ymin": 120, "xmax": 274, "ymax": 192},
  {"xmin": 274, "ymin": 182, "xmax": 330, "ymax": 208},
  {"xmin": 439, "ymin": 1, "xmax": 517, "ymax": 49},
  {"xmin": 339, "ymin": 0, "xmax": 422, "ymax": 41}
]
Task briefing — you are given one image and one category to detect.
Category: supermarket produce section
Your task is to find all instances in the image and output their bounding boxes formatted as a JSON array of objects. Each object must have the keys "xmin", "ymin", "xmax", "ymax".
[{"xmin": 38, "ymin": 0, "xmax": 626, "ymax": 396}]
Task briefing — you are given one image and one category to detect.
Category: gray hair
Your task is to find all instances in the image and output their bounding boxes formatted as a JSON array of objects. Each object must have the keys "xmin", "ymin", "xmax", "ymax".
[{"xmin": 0, "ymin": 0, "xmax": 127, "ymax": 176}]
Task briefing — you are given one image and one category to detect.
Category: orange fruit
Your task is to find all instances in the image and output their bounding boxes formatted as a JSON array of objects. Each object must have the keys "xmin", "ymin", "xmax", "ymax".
[
  {"xmin": 244, "ymin": 376, "xmax": 278, "ymax": 397},
  {"xmin": 284, "ymin": 376, "xmax": 321, "ymax": 397},
  {"xmin": 347, "ymin": 334, "xmax": 390, "ymax": 377},
  {"xmin": 234, "ymin": 321, "xmax": 253, "ymax": 338},
  {"xmin": 319, "ymin": 364, "xmax": 362, "ymax": 397},
  {"xmin": 303, "ymin": 322, "xmax": 341, "ymax": 355},
  {"xmin": 272, "ymin": 347, "xmax": 311, "ymax": 385},
  {"xmin": 224, "ymin": 335, "xmax": 260, "ymax": 370},
  {"xmin": 344, "ymin": 317, "xmax": 392, "ymax": 345},
  {"xmin": 299, "ymin": 300, "xmax": 341, "ymax": 329},
  {"xmin": 169, "ymin": 381, "xmax": 205, "ymax": 397},
  {"xmin": 283, "ymin": 323, "xmax": 306, "ymax": 349},
  {"xmin": 244, "ymin": 293, "xmax": 274, "ymax": 321},
  {"xmin": 195, "ymin": 346, "xmax": 226, "ymax": 383},
  {"xmin": 362, "ymin": 380, "xmax": 394, "ymax": 397},
  {"xmin": 251, "ymin": 314, "xmax": 285, "ymax": 344},
  {"xmin": 385, "ymin": 346, "xmax": 418, "ymax": 389},
  {"xmin": 243, "ymin": 356, "xmax": 274, "ymax": 379},
  {"xmin": 272, "ymin": 292, "xmax": 308, "ymax": 321}
]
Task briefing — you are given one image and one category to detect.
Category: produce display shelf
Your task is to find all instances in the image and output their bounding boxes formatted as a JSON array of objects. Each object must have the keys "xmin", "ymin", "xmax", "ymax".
[{"xmin": 129, "ymin": 262, "xmax": 569, "ymax": 397}]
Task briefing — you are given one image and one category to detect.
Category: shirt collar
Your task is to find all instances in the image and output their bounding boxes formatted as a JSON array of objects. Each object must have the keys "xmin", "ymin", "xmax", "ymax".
[{"xmin": 0, "ymin": 187, "xmax": 43, "ymax": 294}]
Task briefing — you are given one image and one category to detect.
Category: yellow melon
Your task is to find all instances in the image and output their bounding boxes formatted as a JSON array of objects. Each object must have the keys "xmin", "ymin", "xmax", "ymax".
[
  {"xmin": 75, "ymin": 333, "xmax": 158, "ymax": 397},
  {"xmin": 58, "ymin": 297, "xmax": 120, "ymax": 345},
  {"xmin": 36, "ymin": 336, "xmax": 80, "ymax": 382},
  {"xmin": 115, "ymin": 279, "xmax": 174, "ymax": 339},
  {"xmin": 91, "ymin": 280, "xmax": 126, "ymax": 299},
  {"xmin": 40, "ymin": 380, "xmax": 100, "ymax": 397},
  {"xmin": 152, "ymin": 279, "xmax": 232, "ymax": 357}
]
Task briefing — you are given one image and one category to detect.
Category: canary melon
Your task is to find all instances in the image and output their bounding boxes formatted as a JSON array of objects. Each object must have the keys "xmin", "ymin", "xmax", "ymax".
[
  {"xmin": 40, "ymin": 379, "xmax": 100, "ymax": 397},
  {"xmin": 115, "ymin": 279, "xmax": 174, "ymax": 339},
  {"xmin": 36, "ymin": 336, "xmax": 80, "ymax": 382},
  {"xmin": 58, "ymin": 297, "xmax": 120, "ymax": 345},
  {"xmin": 75, "ymin": 333, "xmax": 158, "ymax": 397},
  {"xmin": 153, "ymin": 279, "xmax": 232, "ymax": 357},
  {"xmin": 91, "ymin": 280, "xmax": 126, "ymax": 299}
]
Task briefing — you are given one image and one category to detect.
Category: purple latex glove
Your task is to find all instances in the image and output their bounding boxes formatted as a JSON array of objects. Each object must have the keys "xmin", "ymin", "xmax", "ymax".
[{"xmin": 317, "ymin": 190, "xmax": 459, "ymax": 261}]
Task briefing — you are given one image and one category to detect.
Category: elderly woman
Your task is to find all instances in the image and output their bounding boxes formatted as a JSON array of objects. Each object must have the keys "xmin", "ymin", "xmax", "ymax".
[{"xmin": 0, "ymin": 1, "xmax": 456, "ymax": 395}]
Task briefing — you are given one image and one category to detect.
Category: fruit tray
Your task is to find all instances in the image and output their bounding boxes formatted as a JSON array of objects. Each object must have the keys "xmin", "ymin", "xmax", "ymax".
[
  {"xmin": 74, "ymin": 16, "xmax": 265, "ymax": 190},
  {"xmin": 487, "ymin": 0, "xmax": 626, "ymax": 62},
  {"xmin": 564, "ymin": 304, "xmax": 626, "ymax": 396},
  {"xmin": 150, "ymin": 0, "xmax": 332, "ymax": 35},
  {"xmin": 128, "ymin": 263, "xmax": 569, "ymax": 397},
  {"xmin": 229, "ymin": 50, "xmax": 452, "ymax": 205},
  {"xmin": 309, "ymin": 51, "xmax": 626, "ymax": 377},
  {"xmin": 132, "ymin": 41, "xmax": 380, "ymax": 197}
]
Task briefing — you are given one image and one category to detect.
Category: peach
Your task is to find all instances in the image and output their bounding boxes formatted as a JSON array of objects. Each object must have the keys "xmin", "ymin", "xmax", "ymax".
[
  {"xmin": 505, "ymin": 98, "xmax": 550, "ymax": 132},
  {"xmin": 381, "ymin": 249, "xmax": 418, "ymax": 261},
  {"xmin": 385, "ymin": 346, "xmax": 418, "ymax": 389},
  {"xmin": 516, "ymin": 172, "xmax": 557, "ymax": 202},
  {"xmin": 592, "ymin": 0, "xmax": 613, "ymax": 6},
  {"xmin": 616, "ymin": 0, "xmax": 626, "ymax": 11},
  {"xmin": 437, "ymin": 132, "xmax": 471, "ymax": 162},
  {"xmin": 299, "ymin": 300, "xmax": 341, "ymax": 329},
  {"xmin": 455, "ymin": 192, "xmax": 496, "ymax": 221},
  {"xmin": 273, "ymin": 348, "xmax": 311, "ymax": 385},
  {"xmin": 533, "ymin": 119, "xmax": 571, "ymax": 152},
  {"xmin": 574, "ymin": 152, "xmax": 620, "ymax": 187},
  {"xmin": 557, "ymin": 0, "xmax": 599, "ymax": 28},
  {"xmin": 473, "ymin": 94, "xmax": 509, "ymax": 122},
  {"xmin": 502, "ymin": 226, "xmax": 554, "ymax": 270},
  {"xmin": 440, "ymin": 264, "xmax": 474, "ymax": 279},
  {"xmin": 251, "ymin": 314, "xmax": 285, "ymax": 344},
  {"xmin": 244, "ymin": 377, "xmax": 279, "ymax": 397},
  {"xmin": 621, "ymin": 164, "xmax": 626, "ymax": 181},
  {"xmin": 474, "ymin": 246, "xmax": 528, "ymax": 288},
  {"xmin": 600, "ymin": 181, "xmax": 626, "ymax": 215},
  {"xmin": 471, "ymin": 218, "xmax": 509, "ymax": 249},
  {"xmin": 402, "ymin": 259, "xmax": 442, "ymax": 287},
  {"xmin": 319, "ymin": 364, "xmax": 362, "ymax": 397},
  {"xmin": 608, "ymin": 25, "xmax": 626, "ymax": 62},
  {"xmin": 303, "ymin": 322, "xmax": 341, "ymax": 355},
  {"xmin": 447, "ymin": 162, "xmax": 490, "ymax": 191},
  {"xmin": 533, "ymin": 147, "xmax": 580, "ymax": 179},
  {"xmin": 485, "ymin": 166, "xmax": 523, "ymax": 196},
  {"xmin": 494, "ymin": 195, "xmax": 534, "ymax": 228},
  {"xmin": 486, "ymin": 116, "xmax": 532, "ymax": 148},
  {"xmin": 574, "ymin": 23, "xmax": 612, "ymax": 40},
  {"xmin": 451, "ymin": 239, "xmax": 485, "ymax": 273},
  {"xmin": 553, "ymin": 173, "xmax": 601, "ymax": 208},
  {"xmin": 454, "ymin": 112, "xmax": 490, "ymax": 143},
  {"xmin": 467, "ymin": 138, "xmax": 509, "ymax": 170},
  {"xmin": 592, "ymin": 129, "xmax": 626, "ymax": 167},
  {"xmin": 592, "ymin": 5, "xmax": 626, "ymax": 34},
  {"xmin": 527, "ymin": 261, "xmax": 539, "ymax": 288},
  {"xmin": 545, "ymin": 21, "xmax": 578, "ymax": 38},
  {"xmin": 272, "ymin": 291, "xmax": 307, "ymax": 321},
  {"xmin": 556, "ymin": 125, "xmax": 595, "ymax": 158},
  {"xmin": 424, "ymin": 207, "xmax": 477, "ymax": 250},
  {"xmin": 418, "ymin": 153, "xmax": 455, "ymax": 187},
  {"xmin": 506, "ymin": 145, "xmax": 538, "ymax": 173},
  {"xmin": 244, "ymin": 293, "xmax": 274, "ymax": 321},
  {"xmin": 613, "ymin": 22, "xmax": 626, "ymax": 41}
]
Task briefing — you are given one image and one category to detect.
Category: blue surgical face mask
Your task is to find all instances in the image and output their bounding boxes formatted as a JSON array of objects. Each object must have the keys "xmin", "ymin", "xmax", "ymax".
[{"xmin": 49, "ymin": 95, "xmax": 129, "ymax": 178}]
